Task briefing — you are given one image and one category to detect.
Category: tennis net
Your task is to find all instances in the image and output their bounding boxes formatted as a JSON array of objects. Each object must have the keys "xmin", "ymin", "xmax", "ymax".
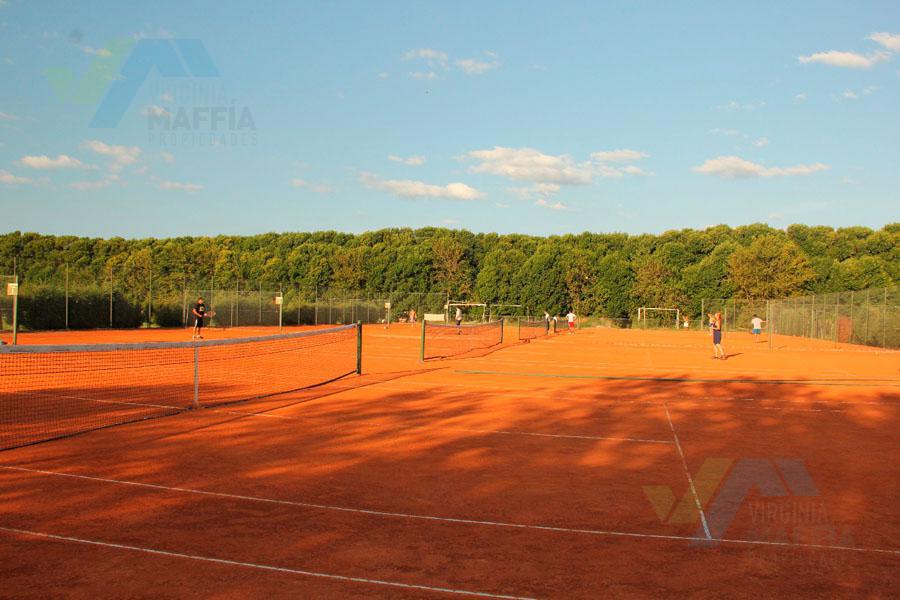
[
  {"xmin": 0, "ymin": 324, "xmax": 361, "ymax": 450},
  {"xmin": 518, "ymin": 318, "xmax": 549, "ymax": 341},
  {"xmin": 420, "ymin": 319, "xmax": 503, "ymax": 360}
]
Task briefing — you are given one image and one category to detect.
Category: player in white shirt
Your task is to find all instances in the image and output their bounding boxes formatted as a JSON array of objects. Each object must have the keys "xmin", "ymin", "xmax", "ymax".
[
  {"xmin": 750, "ymin": 314, "xmax": 764, "ymax": 337},
  {"xmin": 566, "ymin": 310, "xmax": 576, "ymax": 334}
]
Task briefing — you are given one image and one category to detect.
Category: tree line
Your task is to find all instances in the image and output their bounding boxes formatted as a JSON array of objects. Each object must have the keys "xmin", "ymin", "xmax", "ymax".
[{"xmin": 1, "ymin": 223, "xmax": 897, "ymax": 320}]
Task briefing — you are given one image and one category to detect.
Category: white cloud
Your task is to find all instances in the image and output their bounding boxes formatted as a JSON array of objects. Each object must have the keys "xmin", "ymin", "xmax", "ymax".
[
  {"xmin": 377, "ymin": 72, "xmax": 389, "ymax": 79},
  {"xmin": 142, "ymin": 105, "xmax": 171, "ymax": 118},
  {"xmin": 868, "ymin": 32, "xmax": 900, "ymax": 52},
  {"xmin": 361, "ymin": 172, "xmax": 484, "ymax": 201},
  {"xmin": 403, "ymin": 48, "xmax": 448, "ymax": 67},
  {"xmin": 464, "ymin": 146, "xmax": 593, "ymax": 185},
  {"xmin": 715, "ymin": 100, "xmax": 765, "ymax": 112},
  {"xmin": 754, "ymin": 137, "xmax": 770, "ymax": 148},
  {"xmin": 161, "ymin": 151, "xmax": 175, "ymax": 164},
  {"xmin": 290, "ymin": 178, "xmax": 332, "ymax": 194},
  {"xmin": 158, "ymin": 180, "xmax": 203, "ymax": 192},
  {"xmin": 862, "ymin": 85, "xmax": 878, "ymax": 95},
  {"xmin": 709, "ymin": 128, "xmax": 741, "ymax": 137},
  {"xmin": 456, "ymin": 52, "xmax": 501, "ymax": 75},
  {"xmin": 409, "ymin": 71, "xmax": 437, "ymax": 80},
  {"xmin": 842, "ymin": 90, "xmax": 858, "ymax": 100},
  {"xmin": 160, "ymin": 92, "xmax": 174, "ymax": 102},
  {"xmin": 388, "ymin": 154, "xmax": 426, "ymax": 166},
  {"xmin": 0, "ymin": 111, "xmax": 19, "ymax": 121},
  {"xmin": 795, "ymin": 92, "xmax": 808, "ymax": 101},
  {"xmin": 0, "ymin": 170, "xmax": 31, "ymax": 185},
  {"xmin": 798, "ymin": 50, "xmax": 891, "ymax": 69},
  {"xmin": 508, "ymin": 182, "xmax": 561, "ymax": 200},
  {"xmin": 841, "ymin": 176, "xmax": 855, "ymax": 185},
  {"xmin": 535, "ymin": 198, "xmax": 568, "ymax": 211},
  {"xmin": 82, "ymin": 140, "xmax": 141, "ymax": 171},
  {"xmin": 17, "ymin": 154, "xmax": 93, "ymax": 170},
  {"xmin": 692, "ymin": 156, "xmax": 829, "ymax": 178},
  {"xmin": 70, "ymin": 174, "xmax": 119, "ymax": 191},
  {"xmin": 591, "ymin": 149, "xmax": 649, "ymax": 163}
]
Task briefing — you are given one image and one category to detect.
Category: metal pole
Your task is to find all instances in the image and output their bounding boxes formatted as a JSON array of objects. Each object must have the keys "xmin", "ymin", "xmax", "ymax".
[
  {"xmin": 356, "ymin": 321, "xmax": 362, "ymax": 374},
  {"xmin": 419, "ymin": 317, "xmax": 426, "ymax": 362},
  {"xmin": 11, "ymin": 276, "xmax": 18, "ymax": 345},
  {"xmin": 883, "ymin": 287, "xmax": 888, "ymax": 349},
  {"xmin": 500, "ymin": 317, "xmax": 505, "ymax": 343},
  {"xmin": 314, "ymin": 284, "xmax": 318, "ymax": 326},
  {"xmin": 148, "ymin": 265, "xmax": 153, "ymax": 328},
  {"xmin": 65, "ymin": 263, "xmax": 69, "ymax": 330},
  {"xmin": 834, "ymin": 295, "xmax": 839, "ymax": 347},
  {"xmin": 767, "ymin": 299, "xmax": 772, "ymax": 351},
  {"xmin": 109, "ymin": 265, "xmax": 113, "ymax": 328},
  {"xmin": 864, "ymin": 289, "xmax": 870, "ymax": 345}
]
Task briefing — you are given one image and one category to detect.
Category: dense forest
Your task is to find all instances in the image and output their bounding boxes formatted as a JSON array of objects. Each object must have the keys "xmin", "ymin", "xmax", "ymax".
[{"xmin": 1, "ymin": 224, "xmax": 897, "ymax": 324}]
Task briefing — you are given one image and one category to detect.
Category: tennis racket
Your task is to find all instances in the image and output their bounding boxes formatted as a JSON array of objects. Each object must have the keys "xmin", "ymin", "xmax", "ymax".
[{"xmin": 204, "ymin": 310, "xmax": 217, "ymax": 319}]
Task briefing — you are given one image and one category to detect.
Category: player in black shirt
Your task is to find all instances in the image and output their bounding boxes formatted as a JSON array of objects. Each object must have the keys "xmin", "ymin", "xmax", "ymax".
[{"xmin": 191, "ymin": 297, "xmax": 207, "ymax": 339}]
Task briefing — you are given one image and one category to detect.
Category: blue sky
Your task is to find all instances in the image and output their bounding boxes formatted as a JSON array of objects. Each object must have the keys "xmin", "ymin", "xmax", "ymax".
[{"xmin": 0, "ymin": 1, "xmax": 897, "ymax": 238}]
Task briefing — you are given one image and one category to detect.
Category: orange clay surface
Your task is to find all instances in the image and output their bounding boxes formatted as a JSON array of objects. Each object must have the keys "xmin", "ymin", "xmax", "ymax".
[{"xmin": 0, "ymin": 324, "xmax": 897, "ymax": 598}]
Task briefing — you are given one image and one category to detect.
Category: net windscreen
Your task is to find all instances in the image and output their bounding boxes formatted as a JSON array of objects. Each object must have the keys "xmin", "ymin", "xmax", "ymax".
[
  {"xmin": 518, "ymin": 318, "xmax": 549, "ymax": 341},
  {"xmin": 422, "ymin": 320, "xmax": 503, "ymax": 360},
  {"xmin": 0, "ymin": 325, "xmax": 359, "ymax": 450}
]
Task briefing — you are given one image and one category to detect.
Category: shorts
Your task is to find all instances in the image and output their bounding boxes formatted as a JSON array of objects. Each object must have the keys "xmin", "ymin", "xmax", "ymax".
[
  {"xmin": 195, "ymin": 316, "xmax": 204, "ymax": 328},
  {"xmin": 456, "ymin": 319, "xmax": 462, "ymax": 326},
  {"xmin": 752, "ymin": 328, "xmax": 761, "ymax": 335},
  {"xmin": 568, "ymin": 321, "xmax": 575, "ymax": 329},
  {"xmin": 712, "ymin": 330, "xmax": 722, "ymax": 345}
]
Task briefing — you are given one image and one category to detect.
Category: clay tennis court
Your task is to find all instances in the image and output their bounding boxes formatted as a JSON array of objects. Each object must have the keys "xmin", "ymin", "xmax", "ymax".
[{"xmin": 1, "ymin": 324, "xmax": 897, "ymax": 598}]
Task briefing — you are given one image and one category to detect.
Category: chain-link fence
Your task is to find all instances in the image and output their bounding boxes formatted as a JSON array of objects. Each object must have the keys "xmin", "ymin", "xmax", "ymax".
[
  {"xmin": 3, "ymin": 265, "xmax": 454, "ymax": 331},
  {"xmin": 769, "ymin": 286, "xmax": 899, "ymax": 349},
  {"xmin": 698, "ymin": 298, "xmax": 769, "ymax": 333}
]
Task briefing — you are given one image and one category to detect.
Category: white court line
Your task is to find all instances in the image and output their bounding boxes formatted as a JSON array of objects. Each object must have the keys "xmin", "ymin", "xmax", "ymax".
[
  {"xmin": 2, "ymin": 465, "xmax": 897, "ymax": 555},
  {"xmin": 0, "ymin": 526, "xmax": 534, "ymax": 600},
  {"xmin": 203, "ymin": 410, "xmax": 673, "ymax": 444},
  {"xmin": 663, "ymin": 402, "xmax": 712, "ymax": 540}
]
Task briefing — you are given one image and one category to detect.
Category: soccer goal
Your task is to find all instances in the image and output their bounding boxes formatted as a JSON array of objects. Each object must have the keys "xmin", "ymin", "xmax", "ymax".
[
  {"xmin": 636, "ymin": 307, "xmax": 680, "ymax": 329},
  {"xmin": 447, "ymin": 301, "xmax": 488, "ymax": 323}
]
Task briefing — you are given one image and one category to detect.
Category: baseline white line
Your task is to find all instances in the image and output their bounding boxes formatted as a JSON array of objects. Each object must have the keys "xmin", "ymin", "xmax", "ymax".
[
  {"xmin": 663, "ymin": 402, "xmax": 712, "ymax": 540},
  {"xmin": 2, "ymin": 466, "xmax": 897, "ymax": 555},
  {"xmin": 0, "ymin": 526, "xmax": 534, "ymax": 600}
]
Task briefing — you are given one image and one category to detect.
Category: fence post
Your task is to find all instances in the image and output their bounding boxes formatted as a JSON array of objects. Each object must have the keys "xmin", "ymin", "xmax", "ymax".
[
  {"xmin": 864, "ymin": 289, "xmax": 870, "ymax": 345},
  {"xmin": 108, "ymin": 265, "xmax": 113, "ymax": 328},
  {"xmin": 419, "ymin": 317, "xmax": 426, "ymax": 362},
  {"xmin": 64, "ymin": 263, "xmax": 69, "ymax": 330},
  {"xmin": 500, "ymin": 317, "xmax": 505, "ymax": 344},
  {"xmin": 767, "ymin": 299, "xmax": 772, "ymax": 351},
  {"xmin": 10, "ymin": 275, "xmax": 18, "ymax": 345},
  {"xmin": 258, "ymin": 280, "xmax": 262, "ymax": 325},
  {"xmin": 148, "ymin": 266, "xmax": 153, "ymax": 328},
  {"xmin": 700, "ymin": 299, "xmax": 704, "ymax": 330},
  {"xmin": 834, "ymin": 295, "xmax": 839, "ymax": 347},
  {"xmin": 883, "ymin": 287, "xmax": 888, "ymax": 349}
]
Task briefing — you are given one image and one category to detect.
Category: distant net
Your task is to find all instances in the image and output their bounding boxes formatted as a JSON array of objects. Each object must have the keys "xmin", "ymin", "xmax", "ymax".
[
  {"xmin": 421, "ymin": 320, "xmax": 503, "ymax": 360},
  {"xmin": 518, "ymin": 318, "xmax": 549, "ymax": 341},
  {"xmin": 0, "ymin": 324, "xmax": 360, "ymax": 450}
]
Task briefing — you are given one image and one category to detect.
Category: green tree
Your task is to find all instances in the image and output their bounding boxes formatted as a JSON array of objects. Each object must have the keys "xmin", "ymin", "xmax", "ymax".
[{"xmin": 728, "ymin": 235, "xmax": 814, "ymax": 299}]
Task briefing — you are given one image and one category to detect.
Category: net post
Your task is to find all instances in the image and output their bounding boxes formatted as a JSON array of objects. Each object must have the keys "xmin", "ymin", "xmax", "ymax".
[
  {"xmin": 500, "ymin": 317, "xmax": 505, "ymax": 344},
  {"xmin": 192, "ymin": 346, "xmax": 200, "ymax": 408},
  {"xmin": 516, "ymin": 317, "xmax": 520, "ymax": 341},
  {"xmin": 356, "ymin": 321, "xmax": 362, "ymax": 374},
  {"xmin": 419, "ymin": 318, "xmax": 426, "ymax": 362}
]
